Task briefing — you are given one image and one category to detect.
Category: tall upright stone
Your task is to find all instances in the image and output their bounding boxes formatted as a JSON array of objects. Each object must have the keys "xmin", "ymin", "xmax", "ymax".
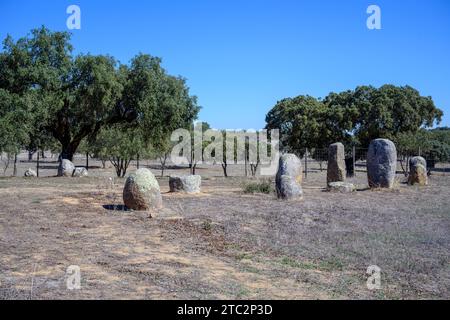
[
  {"xmin": 123, "ymin": 168, "xmax": 162, "ymax": 211},
  {"xmin": 327, "ymin": 142, "xmax": 346, "ymax": 185},
  {"xmin": 408, "ymin": 156, "xmax": 428, "ymax": 186},
  {"xmin": 367, "ymin": 139, "xmax": 397, "ymax": 188},
  {"xmin": 275, "ymin": 154, "xmax": 303, "ymax": 200}
]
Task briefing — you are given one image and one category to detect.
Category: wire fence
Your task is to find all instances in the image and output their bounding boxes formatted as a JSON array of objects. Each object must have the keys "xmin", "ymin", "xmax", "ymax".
[
  {"xmin": 2, "ymin": 147, "xmax": 450, "ymax": 178},
  {"xmin": 300, "ymin": 147, "xmax": 450, "ymax": 179}
]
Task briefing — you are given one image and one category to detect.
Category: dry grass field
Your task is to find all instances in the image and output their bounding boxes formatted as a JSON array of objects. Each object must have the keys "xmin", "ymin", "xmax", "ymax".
[{"xmin": 0, "ymin": 153, "xmax": 449, "ymax": 299}]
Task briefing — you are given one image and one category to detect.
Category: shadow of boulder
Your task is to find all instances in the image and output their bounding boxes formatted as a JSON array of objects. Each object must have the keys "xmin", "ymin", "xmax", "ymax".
[{"xmin": 102, "ymin": 204, "xmax": 130, "ymax": 211}]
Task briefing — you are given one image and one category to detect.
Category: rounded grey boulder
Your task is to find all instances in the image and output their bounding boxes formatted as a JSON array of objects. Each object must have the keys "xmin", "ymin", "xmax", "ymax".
[
  {"xmin": 367, "ymin": 139, "xmax": 397, "ymax": 188},
  {"xmin": 275, "ymin": 154, "xmax": 303, "ymax": 200},
  {"xmin": 169, "ymin": 175, "xmax": 201, "ymax": 193},
  {"xmin": 327, "ymin": 142, "xmax": 346, "ymax": 185},
  {"xmin": 123, "ymin": 168, "xmax": 162, "ymax": 211},
  {"xmin": 73, "ymin": 167, "xmax": 88, "ymax": 177},
  {"xmin": 24, "ymin": 168, "xmax": 37, "ymax": 177},
  {"xmin": 58, "ymin": 159, "xmax": 75, "ymax": 177}
]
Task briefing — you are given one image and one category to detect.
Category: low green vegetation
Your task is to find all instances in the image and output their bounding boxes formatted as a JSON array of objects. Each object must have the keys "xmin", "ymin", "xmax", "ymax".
[
  {"xmin": 279, "ymin": 256, "xmax": 344, "ymax": 272},
  {"xmin": 242, "ymin": 179, "xmax": 274, "ymax": 194}
]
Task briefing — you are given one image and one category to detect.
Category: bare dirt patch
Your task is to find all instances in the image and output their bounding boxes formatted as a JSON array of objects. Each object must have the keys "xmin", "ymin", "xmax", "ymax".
[{"xmin": 0, "ymin": 157, "xmax": 449, "ymax": 299}]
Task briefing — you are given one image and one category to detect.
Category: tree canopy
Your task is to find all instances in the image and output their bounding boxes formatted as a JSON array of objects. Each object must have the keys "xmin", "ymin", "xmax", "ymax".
[
  {"xmin": 0, "ymin": 27, "xmax": 200, "ymax": 162},
  {"xmin": 266, "ymin": 85, "xmax": 443, "ymax": 152}
]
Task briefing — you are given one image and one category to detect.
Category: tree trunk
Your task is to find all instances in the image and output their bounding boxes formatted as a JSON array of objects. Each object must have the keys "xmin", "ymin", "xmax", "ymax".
[
  {"xmin": 122, "ymin": 159, "xmax": 131, "ymax": 177},
  {"xmin": 160, "ymin": 154, "xmax": 168, "ymax": 177},
  {"xmin": 250, "ymin": 162, "xmax": 259, "ymax": 177},
  {"xmin": 244, "ymin": 155, "xmax": 248, "ymax": 177},
  {"xmin": 60, "ymin": 141, "xmax": 82, "ymax": 161},
  {"xmin": 36, "ymin": 150, "xmax": 40, "ymax": 177},
  {"xmin": 13, "ymin": 153, "xmax": 18, "ymax": 176},
  {"xmin": 85, "ymin": 152, "xmax": 89, "ymax": 170},
  {"xmin": 304, "ymin": 148, "xmax": 308, "ymax": 180},
  {"xmin": 2, "ymin": 154, "xmax": 10, "ymax": 176},
  {"xmin": 222, "ymin": 163, "xmax": 228, "ymax": 177}
]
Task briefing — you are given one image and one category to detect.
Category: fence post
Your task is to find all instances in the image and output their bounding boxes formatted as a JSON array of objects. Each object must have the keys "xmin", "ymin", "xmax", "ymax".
[
  {"xmin": 36, "ymin": 149, "xmax": 40, "ymax": 177},
  {"xmin": 137, "ymin": 153, "xmax": 140, "ymax": 170},
  {"xmin": 244, "ymin": 147, "xmax": 248, "ymax": 177},
  {"xmin": 85, "ymin": 152, "xmax": 89, "ymax": 170},
  {"xmin": 304, "ymin": 148, "xmax": 308, "ymax": 180},
  {"xmin": 352, "ymin": 146, "xmax": 356, "ymax": 177}
]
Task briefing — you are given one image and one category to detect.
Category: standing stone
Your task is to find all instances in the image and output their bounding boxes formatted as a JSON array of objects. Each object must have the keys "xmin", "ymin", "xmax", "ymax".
[
  {"xmin": 408, "ymin": 156, "xmax": 428, "ymax": 186},
  {"xmin": 275, "ymin": 154, "xmax": 303, "ymax": 200},
  {"xmin": 169, "ymin": 175, "xmax": 201, "ymax": 193},
  {"xmin": 73, "ymin": 167, "xmax": 88, "ymax": 177},
  {"xmin": 24, "ymin": 168, "xmax": 37, "ymax": 177},
  {"xmin": 123, "ymin": 168, "xmax": 162, "ymax": 211},
  {"xmin": 327, "ymin": 142, "xmax": 346, "ymax": 185},
  {"xmin": 367, "ymin": 139, "xmax": 397, "ymax": 188},
  {"xmin": 169, "ymin": 176, "xmax": 183, "ymax": 192},
  {"xmin": 58, "ymin": 159, "xmax": 75, "ymax": 177}
]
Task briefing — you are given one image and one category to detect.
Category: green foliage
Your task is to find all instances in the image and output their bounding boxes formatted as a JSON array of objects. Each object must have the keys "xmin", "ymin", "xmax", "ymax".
[
  {"xmin": 0, "ymin": 89, "xmax": 30, "ymax": 155},
  {"xmin": 395, "ymin": 128, "xmax": 450, "ymax": 163},
  {"xmin": 87, "ymin": 124, "xmax": 147, "ymax": 177},
  {"xmin": 242, "ymin": 179, "xmax": 274, "ymax": 194},
  {"xmin": 0, "ymin": 27, "xmax": 200, "ymax": 161},
  {"xmin": 265, "ymin": 95, "xmax": 335, "ymax": 154},
  {"xmin": 266, "ymin": 85, "xmax": 443, "ymax": 152},
  {"xmin": 327, "ymin": 85, "xmax": 443, "ymax": 147},
  {"xmin": 121, "ymin": 54, "xmax": 199, "ymax": 144}
]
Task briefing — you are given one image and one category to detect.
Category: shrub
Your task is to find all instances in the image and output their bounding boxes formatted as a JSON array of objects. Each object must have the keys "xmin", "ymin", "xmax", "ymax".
[{"xmin": 242, "ymin": 179, "xmax": 274, "ymax": 194}]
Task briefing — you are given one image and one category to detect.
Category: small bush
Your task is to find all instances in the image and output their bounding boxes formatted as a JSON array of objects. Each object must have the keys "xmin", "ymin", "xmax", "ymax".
[
  {"xmin": 242, "ymin": 179, "xmax": 274, "ymax": 194},
  {"xmin": 201, "ymin": 220, "xmax": 213, "ymax": 231}
]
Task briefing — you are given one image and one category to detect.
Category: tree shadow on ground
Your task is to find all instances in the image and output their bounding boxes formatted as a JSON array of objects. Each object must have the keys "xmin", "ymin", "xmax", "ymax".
[{"xmin": 102, "ymin": 204, "xmax": 130, "ymax": 211}]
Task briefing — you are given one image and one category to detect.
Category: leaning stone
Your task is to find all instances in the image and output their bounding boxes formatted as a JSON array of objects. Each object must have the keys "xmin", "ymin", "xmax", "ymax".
[
  {"xmin": 123, "ymin": 168, "xmax": 162, "ymax": 211},
  {"xmin": 327, "ymin": 181, "xmax": 356, "ymax": 193},
  {"xmin": 367, "ymin": 139, "xmax": 397, "ymax": 188},
  {"xmin": 58, "ymin": 159, "xmax": 75, "ymax": 177},
  {"xmin": 275, "ymin": 154, "xmax": 303, "ymax": 200},
  {"xmin": 72, "ymin": 167, "xmax": 88, "ymax": 177},
  {"xmin": 327, "ymin": 142, "xmax": 346, "ymax": 185},
  {"xmin": 408, "ymin": 156, "xmax": 428, "ymax": 186},
  {"xmin": 169, "ymin": 175, "xmax": 201, "ymax": 193},
  {"xmin": 24, "ymin": 168, "xmax": 37, "ymax": 177}
]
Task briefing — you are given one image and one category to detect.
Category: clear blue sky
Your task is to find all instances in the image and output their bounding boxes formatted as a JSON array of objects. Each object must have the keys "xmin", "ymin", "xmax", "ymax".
[{"xmin": 1, "ymin": 0, "xmax": 449, "ymax": 130}]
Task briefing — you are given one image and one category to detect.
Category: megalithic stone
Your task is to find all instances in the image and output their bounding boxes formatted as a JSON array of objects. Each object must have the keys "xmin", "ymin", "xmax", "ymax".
[
  {"xmin": 367, "ymin": 139, "xmax": 397, "ymax": 188},
  {"xmin": 123, "ymin": 168, "xmax": 162, "ymax": 211},
  {"xmin": 275, "ymin": 153, "xmax": 303, "ymax": 200},
  {"xmin": 408, "ymin": 156, "xmax": 428, "ymax": 186},
  {"xmin": 327, "ymin": 142, "xmax": 346, "ymax": 186}
]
